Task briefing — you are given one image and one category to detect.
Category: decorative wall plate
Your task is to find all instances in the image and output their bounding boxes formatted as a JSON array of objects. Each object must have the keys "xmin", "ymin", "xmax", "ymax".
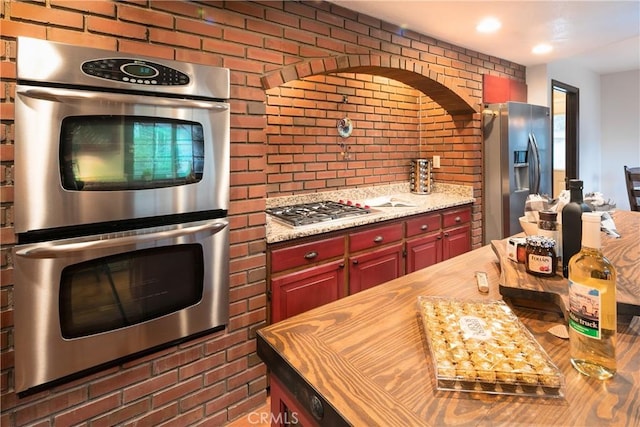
[{"xmin": 337, "ymin": 117, "xmax": 353, "ymax": 138}]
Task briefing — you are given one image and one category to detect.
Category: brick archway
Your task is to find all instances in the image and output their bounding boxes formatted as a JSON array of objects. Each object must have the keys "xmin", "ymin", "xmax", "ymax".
[{"xmin": 261, "ymin": 54, "xmax": 478, "ymax": 115}]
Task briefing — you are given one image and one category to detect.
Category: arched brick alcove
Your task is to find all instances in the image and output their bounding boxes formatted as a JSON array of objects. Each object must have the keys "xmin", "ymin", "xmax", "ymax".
[{"xmin": 261, "ymin": 54, "xmax": 478, "ymax": 116}]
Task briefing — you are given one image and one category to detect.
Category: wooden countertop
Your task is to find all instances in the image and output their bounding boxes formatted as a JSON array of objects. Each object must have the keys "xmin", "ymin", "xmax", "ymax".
[
  {"xmin": 257, "ymin": 214, "xmax": 640, "ymax": 426},
  {"xmin": 494, "ymin": 210, "xmax": 640, "ymax": 317}
]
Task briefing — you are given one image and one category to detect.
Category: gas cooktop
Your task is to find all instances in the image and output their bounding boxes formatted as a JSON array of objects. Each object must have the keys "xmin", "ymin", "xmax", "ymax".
[{"xmin": 266, "ymin": 201, "xmax": 371, "ymax": 227}]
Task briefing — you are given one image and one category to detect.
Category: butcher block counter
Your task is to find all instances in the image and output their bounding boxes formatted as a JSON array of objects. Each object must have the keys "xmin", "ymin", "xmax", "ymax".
[{"xmin": 257, "ymin": 211, "xmax": 640, "ymax": 427}]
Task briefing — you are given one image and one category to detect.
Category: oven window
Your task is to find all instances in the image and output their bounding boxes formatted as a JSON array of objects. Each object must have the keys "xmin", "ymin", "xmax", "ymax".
[
  {"xmin": 59, "ymin": 244, "xmax": 204, "ymax": 338},
  {"xmin": 59, "ymin": 116, "xmax": 205, "ymax": 191}
]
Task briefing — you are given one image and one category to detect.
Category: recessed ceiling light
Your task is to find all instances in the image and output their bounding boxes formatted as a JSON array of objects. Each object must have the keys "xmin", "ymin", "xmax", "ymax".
[
  {"xmin": 476, "ymin": 17, "xmax": 501, "ymax": 33},
  {"xmin": 532, "ymin": 44, "xmax": 553, "ymax": 55}
]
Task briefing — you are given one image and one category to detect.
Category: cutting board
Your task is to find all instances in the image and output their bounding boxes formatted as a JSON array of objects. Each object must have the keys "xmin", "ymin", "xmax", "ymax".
[{"xmin": 491, "ymin": 210, "xmax": 640, "ymax": 320}]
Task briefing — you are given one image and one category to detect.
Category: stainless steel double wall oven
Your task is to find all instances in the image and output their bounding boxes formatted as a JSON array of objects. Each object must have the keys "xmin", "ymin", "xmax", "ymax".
[{"xmin": 13, "ymin": 37, "xmax": 231, "ymax": 394}]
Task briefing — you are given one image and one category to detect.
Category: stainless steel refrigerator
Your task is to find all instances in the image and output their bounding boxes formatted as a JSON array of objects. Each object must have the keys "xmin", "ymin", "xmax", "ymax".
[{"xmin": 482, "ymin": 102, "xmax": 551, "ymax": 244}]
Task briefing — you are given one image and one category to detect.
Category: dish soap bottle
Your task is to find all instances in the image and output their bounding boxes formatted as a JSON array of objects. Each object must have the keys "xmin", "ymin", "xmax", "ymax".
[
  {"xmin": 568, "ymin": 212, "xmax": 616, "ymax": 380},
  {"xmin": 561, "ymin": 179, "xmax": 591, "ymax": 278}
]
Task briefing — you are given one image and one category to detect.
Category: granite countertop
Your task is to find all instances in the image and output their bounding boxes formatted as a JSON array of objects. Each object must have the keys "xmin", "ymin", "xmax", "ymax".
[{"xmin": 266, "ymin": 182, "xmax": 475, "ymax": 244}]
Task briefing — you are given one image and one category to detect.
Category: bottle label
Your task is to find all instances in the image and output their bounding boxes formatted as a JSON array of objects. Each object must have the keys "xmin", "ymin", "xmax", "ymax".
[{"xmin": 568, "ymin": 281, "xmax": 601, "ymax": 339}]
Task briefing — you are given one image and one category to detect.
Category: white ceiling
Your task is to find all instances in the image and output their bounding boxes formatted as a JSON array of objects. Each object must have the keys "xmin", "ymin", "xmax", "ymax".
[{"xmin": 328, "ymin": 0, "xmax": 640, "ymax": 75}]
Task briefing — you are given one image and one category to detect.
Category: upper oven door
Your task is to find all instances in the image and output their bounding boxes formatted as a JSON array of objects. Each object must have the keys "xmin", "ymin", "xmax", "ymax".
[{"xmin": 14, "ymin": 85, "xmax": 230, "ymax": 235}]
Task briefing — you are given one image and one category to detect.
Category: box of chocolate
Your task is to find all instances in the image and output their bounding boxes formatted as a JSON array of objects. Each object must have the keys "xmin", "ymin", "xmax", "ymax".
[{"xmin": 417, "ymin": 297, "xmax": 565, "ymax": 397}]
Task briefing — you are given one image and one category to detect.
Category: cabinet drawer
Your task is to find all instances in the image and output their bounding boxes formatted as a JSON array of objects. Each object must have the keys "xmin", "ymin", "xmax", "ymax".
[
  {"xmin": 349, "ymin": 223, "xmax": 403, "ymax": 253},
  {"xmin": 271, "ymin": 236, "xmax": 344, "ymax": 273},
  {"xmin": 442, "ymin": 207, "xmax": 471, "ymax": 228},
  {"xmin": 406, "ymin": 213, "xmax": 441, "ymax": 237}
]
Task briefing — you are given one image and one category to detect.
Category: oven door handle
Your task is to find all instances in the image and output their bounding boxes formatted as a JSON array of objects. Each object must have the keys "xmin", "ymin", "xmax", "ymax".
[
  {"xmin": 15, "ymin": 221, "xmax": 228, "ymax": 258},
  {"xmin": 19, "ymin": 88, "xmax": 230, "ymax": 110}
]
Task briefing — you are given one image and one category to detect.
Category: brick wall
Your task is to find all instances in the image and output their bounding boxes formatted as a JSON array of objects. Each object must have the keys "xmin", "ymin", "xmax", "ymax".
[
  {"xmin": 266, "ymin": 73, "xmax": 423, "ymax": 195},
  {"xmin": 0, "ymin": 1, "xmax": 524, "ymax": 425}
]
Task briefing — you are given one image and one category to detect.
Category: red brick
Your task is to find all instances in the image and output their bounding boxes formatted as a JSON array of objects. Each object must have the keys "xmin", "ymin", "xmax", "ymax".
[
  {"xmin": 175, "ymin": 49, "xmax": 223, "ymax": 67},
  {"xmin": 118, "ymin": 39, "xmax": 174, "ymax": 60},
  {"xmin": 200, "ymin": 7, "xmax": 245, "ymax": 29},
  {"xmin": 204, "ymin": 358, "xmax": 246, "ymax": 386},
  {"xmin": 179, "ymin": 381, "xmax": 225, "ymax": 411},
  {"xmin": 175, "ymin": 17, "xmax": 223, "ymax": 38},
  {"xmin": 123, "ymin": 371, "xmax": 178, "ymax": 404},
  {"xmin": 125, "ymin": 402, "xmax": 178, "ymax": 426},
  {"xmin": 89, "ymin": 364, "xmax": 151, "ymax": 398},
  {"xmin": 15, "ymin": 387, "xmax": 86, "ymax": 426},
  {"xmin": 246, "ymin": 18, "xmax": 282, "ymax": 37},
  {"xmin": 47, "ymin": 28, "xmax": 117, "ymax": 51},
  {"xmin": 163, "ymin": 406, "xmax": 207, "ymax": 426},
  {"xmin": 151, "ymin": 0, "xmax": 203, "ymax": 18},
  {"xmin": 54, "ymin": 393, "xmax": 121, "ymax": 426},
  {"xmin": 0, "ymin": 60, "xmax": 16, "ymax": 81},
  {"xmin": 205, "ymin": 386, "xmax": 248, "ymax": 418},
  {"xmin": 10, "ymin": 2, "xmax": 83, "ymax": 29},
  {"xmin": 151, "ymin": 376, "xmax": 202, "ymax": 408},
  {"xmin": 227, "ymin": 306, "xmax": 265, "ymax": 332},
  {"xmin": 227, "ymin": 364, "xmax": 267, "ymax": 391},
  {"xmin": 91, "ymin": 399, "xmax": 149, "ymax": 427},
  {"xmin": 153, "ymin": 346, "xmax": 202, "ymax": 374},
  {"xmin": 223, "ymin": 27, "xmax": 264, "ymax": 47},
  {"xmin": 149, "ymin": 27, "xmax": 201, "ymax": 49},
  {"xmin": 87, "ymin": 16, "xmax": 147, "ymax": 39},
  {"xmin": 265, "ymin": 9, "xmax": 299, "ymax": 28},
  {"xmin": 51, "ymin": 0, "xmax": 116, "ymax": 17},
  {"xmin": 178, "ymin": 351, "xmax": 225, "ymax": 380},
  {"xmin": 117, "ymin": 3, "xmax": 174, "ymax": 28},
  {"xmin": 224, "ymin": 1, "xmax": 265, "ymax": 19}
]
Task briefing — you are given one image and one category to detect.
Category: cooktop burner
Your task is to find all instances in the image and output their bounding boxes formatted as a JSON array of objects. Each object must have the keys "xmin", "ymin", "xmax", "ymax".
[{"xmin": 266, "ymin": 201, "xmax": 371, "ymax": 227}]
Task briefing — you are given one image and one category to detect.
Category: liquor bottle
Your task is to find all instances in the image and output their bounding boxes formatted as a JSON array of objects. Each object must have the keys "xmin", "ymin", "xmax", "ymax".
[
  {"xmin": 561, "ymin": 179, "xmax": 591, "ymax": 278},
  {"xmin": 568, "ymin": 212, "xmax": 616, "ymax": 379}
]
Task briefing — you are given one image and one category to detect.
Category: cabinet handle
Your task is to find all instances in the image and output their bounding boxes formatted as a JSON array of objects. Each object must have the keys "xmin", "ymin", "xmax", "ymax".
[
  {"xmin": 437, "ymin": 235, "xmax": 442, "ymax": 240},
  {"xmin": 352, "ymin": 260, "xmax": 359, "ymax": 265},
  {"xmin": 421, "ymin": 224, "xmax": 428, "ymax": 231},
  {"xmin": 304, "ymin": 251, "xmax": 318, "ymax": 260},
  {"xmin": 455, "ymin": 216, "xmax": 461, "ymax": 223},
  {"xmin": 373, "ymin": 236, "xmax": 383, "ymax": 243},
  {"xmin": 444, "ymin": 232, "xmax": 450, "ymax": 237},
  {"xmin": 339, "ymin": 263, "xmax": 345, "ymax": 268}
]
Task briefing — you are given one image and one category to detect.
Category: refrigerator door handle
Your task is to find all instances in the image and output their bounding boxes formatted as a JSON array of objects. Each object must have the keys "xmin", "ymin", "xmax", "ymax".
[{"xmin": 529, "ymin": 132, "xmax": 541, "ymax": 194}]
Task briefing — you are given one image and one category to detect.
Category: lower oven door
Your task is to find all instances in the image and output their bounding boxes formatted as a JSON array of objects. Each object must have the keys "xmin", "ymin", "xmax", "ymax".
[{"xmin": 12, "ymin": 219, "xmax": 229, "ymax": 394}]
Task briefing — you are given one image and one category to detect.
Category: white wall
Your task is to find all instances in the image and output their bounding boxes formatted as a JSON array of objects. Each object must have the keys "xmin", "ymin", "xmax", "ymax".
[
  {"xmin": 526, "ymin": 63, "xmax": 639, "ymax": 210},
  {"xmin": 600, "ymin": 70, "xmax": 640, "ymax": 210}
]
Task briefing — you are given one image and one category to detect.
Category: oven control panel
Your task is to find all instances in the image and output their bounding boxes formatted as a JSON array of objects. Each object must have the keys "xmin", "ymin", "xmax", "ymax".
[{"xmin": 81, "ymin": 58, "xmax": 190, "ymax": 86}]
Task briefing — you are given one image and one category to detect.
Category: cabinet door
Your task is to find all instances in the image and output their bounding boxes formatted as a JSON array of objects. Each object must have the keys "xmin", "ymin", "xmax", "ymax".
[
  {"xmin": 442, "ymin": 224, "xmax": 471, "ymax": 260},
  {"xmin": 270, "ymin": 375, "xmax": 319, "ymax": 427},
  {"xmin": 271, "ymin": 260, "xmax": 345, "ymax": 323},
  {"xmin": 349, "ymin": 243, "xmax": 403, "ymax": 294},
  {"xmin": 406, "ymin": 232, "xmax": 442, "ymax": 273}
]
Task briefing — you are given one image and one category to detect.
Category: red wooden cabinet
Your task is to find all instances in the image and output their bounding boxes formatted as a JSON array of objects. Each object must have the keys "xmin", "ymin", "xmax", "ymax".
[
  {"xmin": 270, "ymin": 260, "xmax": 346, "ymax": 323},
  {"xmin": 405, "ymin": 207, "xmax": 471, "ymax": 274},
  {"xmin": 268, "ymin": 205, "xmax": 472, "ymax": 322},
  {"xmin": 349, "ymin": 243, "xmax": 404, "ymax": 294},
  {"xmin": 443, "ymin": 224, "xmax": 471, "ymax": 260},
  {"xmin": 442, "ymin": 207, "xmax": 471, "ymax": 261},
  {"xmin": 406, "ymin": 232, "xmax": 442, "ymax": 272},
  {"xmin": 348, "ymin": 223, "xmax": 404, "ymax": 294},
  {"xmin": 269, "ymin": 235, "xmax": 346, "ymax": 323}
]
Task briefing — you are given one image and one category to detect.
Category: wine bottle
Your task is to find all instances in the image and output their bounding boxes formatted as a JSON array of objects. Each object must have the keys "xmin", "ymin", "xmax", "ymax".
[
  {"xmin": 568, "ymin": 212, "xmax": 616, "ymax": 380},
  {"xmin": 561, "ymin": 179, "xmax": 591, "ymax": 278}
]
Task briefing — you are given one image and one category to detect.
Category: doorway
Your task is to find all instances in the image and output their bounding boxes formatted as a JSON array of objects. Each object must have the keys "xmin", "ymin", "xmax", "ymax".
[{"xmin": 551, "ymin": 80, "xmax": 579, "ymax": 196}]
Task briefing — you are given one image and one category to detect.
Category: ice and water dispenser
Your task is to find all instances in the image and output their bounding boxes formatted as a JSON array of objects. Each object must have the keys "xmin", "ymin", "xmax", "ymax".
[{"xmin": 513, "ymin": 150, "xmax": 529, "ymax": 191}]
